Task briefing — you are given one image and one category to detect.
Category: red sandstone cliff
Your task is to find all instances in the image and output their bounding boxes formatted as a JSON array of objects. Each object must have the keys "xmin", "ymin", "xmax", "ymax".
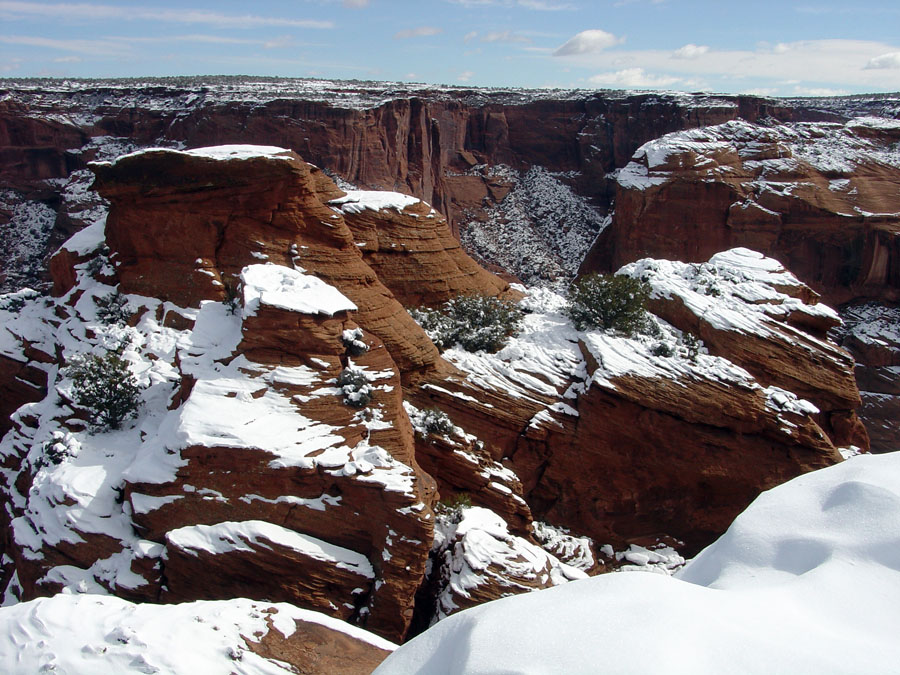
[{"xmin": 0, "ymin": 142, "xmax": 870, "ymax": 643}]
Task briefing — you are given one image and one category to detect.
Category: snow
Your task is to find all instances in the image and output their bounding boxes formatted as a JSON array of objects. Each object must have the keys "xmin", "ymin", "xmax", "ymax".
[
  {"xmin": 95, "ymin": 144, "xmax": 296, "ymax": 167},
  {"xmin": 166, "ymin": 520, "xmax": 374, "ymax": 578},
  {"xmin": 459, "ymin": 166, "xmax": 606, "ymax": 289},
  {"xmin": 329, "ymin": 190, "xmax": 421, "ymax": 214},
  {"xmin": 240, "ymin": 263, "xmax": 357, "ymax": 318},
  {"xmin": 619, "ymin": 249, "xmax": 841, "ymax": 341},
  {"xmin": 376, "ymin": 452, "xmax": 900, "ymax": 674},
  {"xmin": 430, "ymin": 506, "xmax": 587, "ymax": 624},
  {"xmin": 0, "ymin": 595, "xmax": 395, "ymax": 674},
  {"xmin": 60, "ymin": 220, "xmax": 105, "ymax": 257}
]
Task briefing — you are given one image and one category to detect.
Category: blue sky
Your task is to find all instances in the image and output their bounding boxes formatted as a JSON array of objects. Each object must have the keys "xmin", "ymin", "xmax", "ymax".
[{"xmin": 1, "ymin": 0, "xmax": 899, "ymax": 96}]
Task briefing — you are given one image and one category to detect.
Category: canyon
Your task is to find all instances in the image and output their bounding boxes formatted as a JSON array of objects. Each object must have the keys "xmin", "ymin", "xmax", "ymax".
[{"xmin": 0, "ymin": 77, "xmax": 897, "ymax": 669}]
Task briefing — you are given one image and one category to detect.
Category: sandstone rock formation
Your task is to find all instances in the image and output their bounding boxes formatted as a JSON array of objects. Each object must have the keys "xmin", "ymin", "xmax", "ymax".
[
  {"xmin": 411, "ymin": 254, "xmax": 854, "ymax": 552},
  {"xmin": 0, "ymin": 142, "xmax": 870, "ymax": 647},
  {"xmin": 586, "ymin": 118, "xmax": 900, "ymax": 308}
]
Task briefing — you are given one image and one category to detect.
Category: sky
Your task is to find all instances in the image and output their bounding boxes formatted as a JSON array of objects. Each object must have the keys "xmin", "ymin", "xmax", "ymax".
[{"xmin": 1, "ymin": 0, "xmax": 899, "ymax": 96}]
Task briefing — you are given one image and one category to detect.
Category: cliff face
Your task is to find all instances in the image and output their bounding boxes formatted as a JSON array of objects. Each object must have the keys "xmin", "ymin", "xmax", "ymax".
[
  {"xmin": 5, "ymin": 78, "xmax": 893, "ymax": 296},
  {"xmin": 585, "ymin": 118, "xmax": 900, "ymax": 308}
]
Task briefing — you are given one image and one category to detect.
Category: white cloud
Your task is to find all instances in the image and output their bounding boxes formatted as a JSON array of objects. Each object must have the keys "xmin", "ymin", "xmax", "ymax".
[
  {"xmin": 263, "ymin": 35, "xmax": 295, "ymax": 49},
  {"xmin": 0, "ymin": 2, "xmax": 333, "ymax": 29},
  {"xmin": 554, "ymin": 29, "xmax": 623, "ymax": 56},
  {"xmin": 446, "ymin": 0, "xmax": 573, "ymax": 9},
  {"xmin": 1, "ymin": 57, "xmax": 22, "ymax": 72},
  {"xmin": 793, "ymin": 86, "xmax": 849, "ymax": 97},
  {"xmin": 865, "ymin": 52, "xmax": 900, "ymax": 69},
  {"xmin": 342, "ymin": 0, "xmax": 369, "ymax": 7},
  {"xmin": 393, "ymin": 26, "xmax": 442, "ymax": 40},
  {"xmin": 463, "ymin": 31, "xmax": 478, "ymax": 42},
  {"xmin": 0, "ymin": 34, "xmax": 130, "ymax": 55},
  {"xmin": 458, "ymin": 70, "xmax": 474, "ymax": 82},
  {"xmin": 53, "ymin": 55, "xmax": 81, "ymax": 63},
  {"xmin": 588, "ymin": 67, "xmax": 680, "ymax": 88},
  {"xmin": 556, "ymin": 38, "xmax": 900, "ymax": 94},
  {"xmin": 672, "ymin": 44, "xmax": 708, "ymax": 60},
  {"xmin": 740, "ymin": 87, "xmax": 777, "ymax": 96},
  {"xmin": 482, "ymin": 31, "xmax": 531, "ymax": 44}
]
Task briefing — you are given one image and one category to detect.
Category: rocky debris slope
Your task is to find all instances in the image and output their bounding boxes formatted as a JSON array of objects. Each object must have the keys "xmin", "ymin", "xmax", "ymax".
[
  {"xmin": 586, "ymin": 117, "xmax": 900, "ymax": 308},
  {"xmin": 0, "ymin": 144, "xmax": 867, "ymax": 645},
  {"xmin": 833, "ymin": 303, "xmax": 900, "ymax": 453}
]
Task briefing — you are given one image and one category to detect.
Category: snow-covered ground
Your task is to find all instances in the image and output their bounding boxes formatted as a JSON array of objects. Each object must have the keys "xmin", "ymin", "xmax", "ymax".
[
  {"xmin": 460, "ymin": 166, "xmax": 607, "ymax": 289},
  {"xmin": 376, "ymin": 450, "xmax": 900, "ymax": 674},
  {"xmin": 0, "ymin": 595, "xmax": 395, "ymax": 674}
]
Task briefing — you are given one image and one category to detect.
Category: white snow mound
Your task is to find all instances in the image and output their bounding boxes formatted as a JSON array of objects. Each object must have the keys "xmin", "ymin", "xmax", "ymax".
[
  {"xmin": 0, "ymin": 595, "xmax": 395, "ymax": 674},
  {"xmin": 376, "ymin": 452, "xmax": 900, "ymax": 674}
]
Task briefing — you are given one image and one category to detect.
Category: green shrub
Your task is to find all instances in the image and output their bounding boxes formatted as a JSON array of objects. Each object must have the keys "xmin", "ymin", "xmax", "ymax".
[
  {"xmin": 435, "ymin": 492, "xmax": 472, "ymax": 524},
  {"xmin": 222, "ymin": 278, "xmax": 240, "ymax": 315},
  {"xmin": 341, "ymin": 327, "xmax": 369, "ymax": 357},
  {"xmin": 410, "ymin": 294, "xmax": 523, "ymax": 354},
  {"xmin": 651, "ymin": 342, "xmax": 674, "ymax": 358},
  {"xmin": 418, "ymin": 408, "xmax": 456, "ymax": 438},
  {"xmin": 94, "ymin": 291, "xmax": 132, "ymax": 325},
  {"xmin": 66, "ymin": 349, "xmax": 143, "ymax": 431},
  {"xmin": 681, "ymin": 333, "xmax": 701, "ymax": 361},
  {"xmin": 564, "ymin": 273, "xmax": 651, "ymax": 336},
  {"xmin": 337, "ymin": 366, "xmax": 373, "ymax": 408}
]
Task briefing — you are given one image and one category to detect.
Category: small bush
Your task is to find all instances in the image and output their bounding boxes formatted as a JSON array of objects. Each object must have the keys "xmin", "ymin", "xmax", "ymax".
[
  {"xmin": 34, "ymin": 431, "xmax": 80, "ymax": 470},
  {"xmin": 94, "ymin": 291, "xmax": 132, "ymax": 325},
  {"xmin": 341, "ymin": 327, "xmax": 369, "ymax": 356},
  {"xmin": 337, "ymin": 366, "xmax": 373, "ymax": 408},
  {"xmin": 411, "ymin": 294, "xmax": 523, "ymax": 354},
  {"xmin": 222, "ymin": 278, "xmax": 240, "ymax": 315},
  {"xmin": 418, "ymin": 408, "xmax": 455, "ymax": 438},
  {"xmin": 0, "ymin": 289, "xmax": 40, "ymax": 313},
  {"xmin": 435, "ymin": 492, "xmax": 472, "ymax": 524},
  {"xmin": 681, "ymin": 333, "xmax": 701, "ymax": 361},
  {"xmin": 66, "ymin": 349, "xmax": 143, "ymax": 431},
  {"xmin": 651, "ymin": 342, "xmax": 674, "ymax": 358},
  {"xmin": 564, "ymin": 273, "xmax": 651, "ymax": 336}
]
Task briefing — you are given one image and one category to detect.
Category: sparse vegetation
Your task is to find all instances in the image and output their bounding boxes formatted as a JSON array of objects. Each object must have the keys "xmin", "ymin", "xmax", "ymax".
[
  {"xmin": 417, "ymin": 408, "xmax": 456, "ymax": 438},
  {"xmin": 341, "ymin": 327, "xmax": 369, "ymax": 356},
  {"xmin": 651, "ymin": 342, "xmax": 674, "ymax": 358},
  {"xmin": 681, "ymin": 333, "xmax": 701, "ymax": 361},
  {"xmin": 66, "ymin": 348, "xmax": 143, "ymax": 431},
  {"xmin": 410, "ymin": 294, "xmax": 523, "ymax": 353},
  {"xmin": 222, "ymin": 278, "xmax": 240, "ymax": 315},
  {"xmin": 0, "ymin": 288, "xmax": 39, "ymax": 313},
  {"xmin": 337, "ymin": 365, "xmax": 373, "ymax": 408},
  {"xmin": 564, "ymin": 273, "xmax": 651, "ymax": 336},
  {"xmin": 435, "ymin": 492, "xmax": 472, "ymax": 524},
  {"xmin": 94, "ymin": 291, "xmax": 132, "ymax": 325}
]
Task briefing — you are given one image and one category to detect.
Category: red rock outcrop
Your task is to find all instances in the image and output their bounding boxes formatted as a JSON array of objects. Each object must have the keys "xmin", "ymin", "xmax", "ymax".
[
  {"xmin": 334, "ymin": 192, "xmax": 508, "ymax": 306},
  {"xmin": 6, "ymin": 78, "xmax": 877, "ymax": 294},
  {"xmin": 90, "ymin": 146, "xmax": 442, "ymax": 378},
  {"xmin": 411, "ymin": 252, "xmax": 852, "ymax": 553},
  {"xmin": 0, "ymin": 138, "xmax": 874, "ymax": 643},
  {"xmin": 585, "ymin": 118, "xmax": 900, "ymax": 308}
]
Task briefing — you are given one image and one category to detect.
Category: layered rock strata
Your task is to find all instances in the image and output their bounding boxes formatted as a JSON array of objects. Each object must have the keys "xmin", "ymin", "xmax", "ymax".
[
  {"xmin": 586, "ymin": 118, "xmax": 900, "ymax": 307},
  {"xmin": 0, "ymin": 144, "xmax": 869, "ymax": 643}
]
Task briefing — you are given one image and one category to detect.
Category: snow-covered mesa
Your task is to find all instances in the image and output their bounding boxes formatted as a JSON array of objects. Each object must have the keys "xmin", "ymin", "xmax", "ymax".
[{"xmin": 376, "ymin": 451, "xmax": 900, "ymax": 674}]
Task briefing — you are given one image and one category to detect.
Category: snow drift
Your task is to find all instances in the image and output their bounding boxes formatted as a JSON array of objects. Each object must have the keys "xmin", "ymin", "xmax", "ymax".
[{"xmin": 376, "ymin": 451, "xmax": 900, "ymax": 674}]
